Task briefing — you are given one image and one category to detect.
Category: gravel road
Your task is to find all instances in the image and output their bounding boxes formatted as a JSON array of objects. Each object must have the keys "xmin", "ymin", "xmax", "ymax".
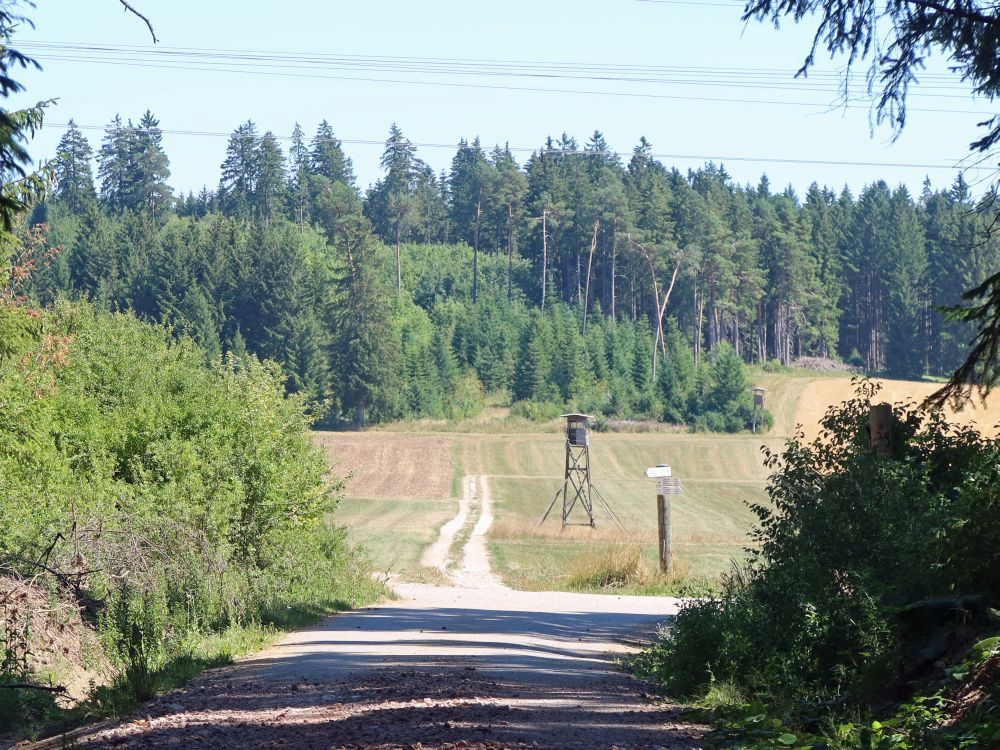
[{"xmin": 53, "ymin": 476, "xmax": 701, "ymax": 750}]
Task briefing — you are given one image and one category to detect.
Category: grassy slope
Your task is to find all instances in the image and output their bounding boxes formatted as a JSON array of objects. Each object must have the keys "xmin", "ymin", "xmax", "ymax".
[
  {"xmin": 322, "ymin": 373, "xmax": 1000, "ymax": 591},
  {"xmin": 466, "ymin": 433, "xmax": 779, "ymax": 588}
]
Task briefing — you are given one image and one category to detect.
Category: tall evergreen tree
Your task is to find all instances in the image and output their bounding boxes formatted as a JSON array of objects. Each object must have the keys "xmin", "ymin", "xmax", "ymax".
[
  {"xmin": 97, "ymin": 114, "xmax": 136, "ymax": 213},
  {"xmin": 309, "ymin": 120, "xmax": 355, "ymax": 186},
  {"xmin": 255, "ymin": 131, "xmax": 287, "ymax": 224},
  {"xmin": 132, "ymin": 110, "xmax": 173, "ymax": 218},
  {"xmin": 218, "ymin": 120, "xmax": 259, "ymax": 219},
  {"xmin": 288, "ymin": 122, "xmax": 310, "ymax": 228},
  {"xmin": 883, "ymin": 185, "xmax": 927, "ymax": 378},
  {"xmin": 449, "ymin": 137, "xmax": 495, "ymax": 302},
  {"xmin": 52, "ymin": 120, "xmax": 96, "ymax": 211},
  {"xmin": 490, "ymin": 145, "xmax": 528, "ymax": 300},
  {"xmin": 330, "ymin": 214, "xmax": 401, "ymax": 426}
]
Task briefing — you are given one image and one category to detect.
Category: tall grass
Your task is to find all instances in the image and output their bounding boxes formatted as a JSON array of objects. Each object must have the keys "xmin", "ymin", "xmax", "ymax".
[{"xmin": 565, "ymin": 542, "xmax": 696, "ymax": 592}]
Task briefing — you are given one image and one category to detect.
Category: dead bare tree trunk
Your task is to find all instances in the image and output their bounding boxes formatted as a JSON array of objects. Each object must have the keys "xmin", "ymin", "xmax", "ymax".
[
  {"xmin": 507, "ymin": 203, "xmax": 514, "ymax": 301},
  {"xmin": 395, "ymin": 219, "xmax": 402, "ymax": 296},
  {"xmin": 582, "ymin": 220, "xmax": 599, "ymax": 334},
  {"xmin": 541, "ymin": 209, "xmax": 548, "ymax": 311},
  {"xmin": 627, "ymin": 235, "xmax": 681, "ymax": 379},
  {"xmin": 473, "ymin": 188, "xmax": 482, "ymax": 303}
]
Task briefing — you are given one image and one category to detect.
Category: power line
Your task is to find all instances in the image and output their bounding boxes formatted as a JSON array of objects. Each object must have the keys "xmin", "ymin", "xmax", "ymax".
[
  {"xmin": 26, "ymin": 54, "xmax": 988, "ymax": 116},
  {"xmin": 20, "ymin": 40, "xmax": 986, "ymax": 111},
  {"xmin": 45, "ymin": 121, "xmax": 977, "ymax": 172},
  {"xmin": 23, "ymin": 40, "xmax": 974, "ymax": 88}
]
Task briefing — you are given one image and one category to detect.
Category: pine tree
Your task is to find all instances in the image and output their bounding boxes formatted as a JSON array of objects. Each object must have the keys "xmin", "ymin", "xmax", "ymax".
[
  {"xmin": 514, "ymin": 313, "xmax": 554, "ymax": 402},
  {"xmin": 218, "ymin": 121, "xmax": 259, "ymax": 219},
  {"xmin": 490, "ymin": 145, "xmax": 527, "ymax": 300},
  {"xmin": 329, "ymin": 213, "xmax": 401, "ymax": 426},
  {"xmin": 365, "ymin": 124, "xmax": 424, "ymax": 293},
  {"xmin": 255, "ymin": 131, "xmax": 287, "ymax": 224},
  {"xmin": 52, "ymin": 120, "xmax": 96, "ymax": 211},
  {"xmin": 802, "ymin": 183, "xmax": 843, "ymax": 357},
  {"xmin": 70, "ymin": 201, "xmax": 118, "ymax": 300},
  {"xmin": 843, "ymin": 182, "xmax": 893, "ymax": 370},
  {"xmin": 132, "ymin": 110, "xmax": 173, "ymax": 218},
  {"xmin": 288, "ymin": 122, "xmax": 310, "ymax": 228},
  {"xmin": 309, "ymin": 120, "xmax": 355, "ymax": 186},
  {"xmin": 883, "ymin": 186, "xmax": 928, "ymax": 378},
  {"xmin": 449, "ymin": 137, "xmax": 495, "ymax": 301},
  {"xmin": 97, "ymin": 114, "xmax": 137, "ymax": 213},
  {"xmin": 658, "ymin": 318, "xmax": 696, "ymax": 422}
]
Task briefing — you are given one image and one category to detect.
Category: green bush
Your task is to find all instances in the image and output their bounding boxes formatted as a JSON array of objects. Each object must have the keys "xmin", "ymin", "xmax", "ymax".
[
  {"xmin": 509, "ymin": 398, "xmax": 563, "ymax": 422},
  {"xmin": 642, "ymin": 380, "xmax": 1000, "ymax": 709},
  {"xmin": 0, "ymin": 300, "xmax": 379, "ymax": 713}
]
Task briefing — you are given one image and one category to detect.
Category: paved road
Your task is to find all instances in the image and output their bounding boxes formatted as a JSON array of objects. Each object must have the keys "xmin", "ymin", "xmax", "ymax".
[{"xmin": 63, "ymin": 477, "xmax": 701, "ymax": 749}]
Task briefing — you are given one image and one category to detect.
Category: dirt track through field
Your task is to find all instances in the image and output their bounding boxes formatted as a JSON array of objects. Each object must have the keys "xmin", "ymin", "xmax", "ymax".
[{"xmin": 58, "ymin": 475, "xmax": 699, "ymax": 750}]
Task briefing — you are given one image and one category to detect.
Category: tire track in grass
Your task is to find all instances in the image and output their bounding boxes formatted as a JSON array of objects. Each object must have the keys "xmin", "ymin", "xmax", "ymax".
[{"xmin": 419, "ymin": 474, "xmax": 473, "ymax": 575}]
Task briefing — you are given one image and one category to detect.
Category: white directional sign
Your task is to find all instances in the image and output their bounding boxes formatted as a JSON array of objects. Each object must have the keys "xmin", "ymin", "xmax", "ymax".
[{"xmin": 645, "ymin": 464, "xmax": 672, "ymax": 478}]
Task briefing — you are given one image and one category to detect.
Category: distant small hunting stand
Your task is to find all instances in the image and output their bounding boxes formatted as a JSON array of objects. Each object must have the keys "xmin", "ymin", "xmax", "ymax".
[
  {"xmin": 751, "ymin": 386, "xmax": 767, "ymax": 434},
  {"xmin": 538, "ymin": 414, "xmax": 625, "ymax": 531}
]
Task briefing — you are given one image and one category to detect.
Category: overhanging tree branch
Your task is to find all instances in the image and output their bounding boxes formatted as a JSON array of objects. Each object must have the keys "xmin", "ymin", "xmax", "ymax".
[
  {"xmin": 116, "ymin": 0, "xmax": 158, "ymax": 43},
  {"xmin": 901, "ymin": 0, "xmax": 1000, "ymax": 29}
]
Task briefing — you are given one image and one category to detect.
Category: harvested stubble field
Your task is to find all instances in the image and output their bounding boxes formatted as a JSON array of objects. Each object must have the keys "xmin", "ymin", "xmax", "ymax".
[
  {"xmin": 319, "ymin": 375, "xmax": 1000, "ymax": 592},
  {"xmin": 314, "ymin": 432, "xmax": 458, "ymax": 582}
]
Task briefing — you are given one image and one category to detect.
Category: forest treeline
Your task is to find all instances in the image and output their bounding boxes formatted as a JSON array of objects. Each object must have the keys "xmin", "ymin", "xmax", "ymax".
[{"xmin": 25, "ymin": 114, "xmax": 999, "ymax": 426}]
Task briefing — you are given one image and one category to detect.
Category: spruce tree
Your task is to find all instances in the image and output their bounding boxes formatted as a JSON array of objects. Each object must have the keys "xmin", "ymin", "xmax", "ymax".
[
  {"xmin": 52, "ymin": 120, "xmax": 96, "ymax": 211},
  {"xmin": 883, "ymin": 186, "xmax": 928, "ymax": 379},
  {"xmin": 329, "ymin": 213, "xmax": 401, "ymax": 426},
  {"xmin": 97, "ymin": 114, "xmax": 137, "ymax": 213},
  {"xmin": 255, "ymin": 131, "xmax": 287, "ymax": 224},
  {"xmin": 218, "ymin": 120, "xmax": 259, "ymax": 219},
  {"xmin": 309, "ymin": 120, "xmax": 355, "ymax": 186},
  {"xmin": 132, "ymin": 110, "xmax": 173, "ymax": 218}
]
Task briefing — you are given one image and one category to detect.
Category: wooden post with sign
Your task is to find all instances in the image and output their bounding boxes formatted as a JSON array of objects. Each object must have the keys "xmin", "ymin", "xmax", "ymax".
[
  {"xmin": 646, "ymin": 465, "xmax": 679, "ymax": 573},
  {"xmin": 657, "ymin": 494, "xmax": 671, "ymax": 573}
]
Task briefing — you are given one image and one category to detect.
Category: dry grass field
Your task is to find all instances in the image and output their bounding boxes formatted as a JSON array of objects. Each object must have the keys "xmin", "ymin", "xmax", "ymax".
[
  {"xmin": 318, "ymin": 374, "xmax": 1000, "ymax": 592},
  {"xmin": 315, "ymin": 432, "xmax": 458, "ymax": 581},
  {"xmin": 793, "ymin": 378, "xmax": 1000, "ymax": 441}
]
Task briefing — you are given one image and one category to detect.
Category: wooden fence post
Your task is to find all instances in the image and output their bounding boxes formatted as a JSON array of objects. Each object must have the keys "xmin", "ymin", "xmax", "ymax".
[
  {"xmin": 869, "ymin": 402, "xmax": 894, "ymax": 455},
  {"xmin": 657, "ymin": 494, "xmax": 671, "ymax": 573}
]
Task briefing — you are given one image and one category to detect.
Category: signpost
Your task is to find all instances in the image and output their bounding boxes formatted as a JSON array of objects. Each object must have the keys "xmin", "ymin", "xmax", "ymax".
[{"xmin": 647, "ymin": 465, "xmax": 680, "ymax": 573}]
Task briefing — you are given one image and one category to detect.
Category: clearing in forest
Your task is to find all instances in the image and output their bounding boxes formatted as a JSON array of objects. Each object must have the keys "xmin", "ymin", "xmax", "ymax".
[{"xmin": 323, "ymin": 373, "xmax": 1000, "ymax": 591}]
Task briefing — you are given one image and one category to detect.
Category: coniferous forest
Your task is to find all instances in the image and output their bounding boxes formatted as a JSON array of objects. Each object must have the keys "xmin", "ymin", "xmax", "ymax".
[{"xmin": 28, "ymin": 114, "xmax": 1000, "ymax": 428}]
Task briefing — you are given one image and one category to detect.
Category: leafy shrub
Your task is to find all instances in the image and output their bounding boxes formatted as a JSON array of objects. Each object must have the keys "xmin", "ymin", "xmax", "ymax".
[
  {"xmin": 509, "ymin": 399, "xmax": 563, "ymax": 422},
  {"xmin": 643, "ymin": 380, "xmax": 1000, "ymax": 709},
  {"xmin": 0, "ymin": 300, "xmax": 379, "ymax": 713}
]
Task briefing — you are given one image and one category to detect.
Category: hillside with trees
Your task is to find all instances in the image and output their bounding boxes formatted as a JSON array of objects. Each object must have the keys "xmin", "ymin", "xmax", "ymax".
[{"xmin": 25, "ymin": 116, "xmax": 1000, "ymax": 428}]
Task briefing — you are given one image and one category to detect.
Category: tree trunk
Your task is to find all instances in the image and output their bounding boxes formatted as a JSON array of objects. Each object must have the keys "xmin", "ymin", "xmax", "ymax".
[
  {"xmin": 632, "ymin": 273, "xmax": 637, "ymax": 321},
  {"xmin": 541, "ymin": 210, "xmax": 548, "ymax": 310},
  {"xmin": 355, "ymin": 403, "xmax": 366, "ymax": 429},
  {"xmin": 473, "ymin": 189, "xmax": 482, "ymax": 304},
  {"xmin": 395, "ymin": 219, "xmax": 402, "ymax": 296},
  {"xmin": 610, "ymin": 224, "xmax": 617, "ymax": 318},
  {"xmin": 582, "ymin": 220, "xmax": 599, "ymax": 334},
  {"xmin": 507, "ymin": 203, "xmax": 514, "ymax": 301}
]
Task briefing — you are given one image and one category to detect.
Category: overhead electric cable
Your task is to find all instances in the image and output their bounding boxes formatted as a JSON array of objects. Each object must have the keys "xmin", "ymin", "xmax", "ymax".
[
  {"xmin": 22, "ymin": 40, "xmax": 975, "ymax": 88},
  {"xmin": 25, "ymin": 54, "xmax": 988, "ymax": 116}
]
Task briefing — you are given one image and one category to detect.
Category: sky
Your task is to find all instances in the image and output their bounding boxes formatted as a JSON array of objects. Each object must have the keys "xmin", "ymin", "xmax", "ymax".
[{"xmin": 10, "ymin": 0, "xmax": 999, "ymax": 198}]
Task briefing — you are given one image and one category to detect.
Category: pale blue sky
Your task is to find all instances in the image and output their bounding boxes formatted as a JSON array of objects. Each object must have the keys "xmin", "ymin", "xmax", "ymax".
[{"xmin": 12, "ymin": 0, "xmax": 997, "ymax": 197}]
